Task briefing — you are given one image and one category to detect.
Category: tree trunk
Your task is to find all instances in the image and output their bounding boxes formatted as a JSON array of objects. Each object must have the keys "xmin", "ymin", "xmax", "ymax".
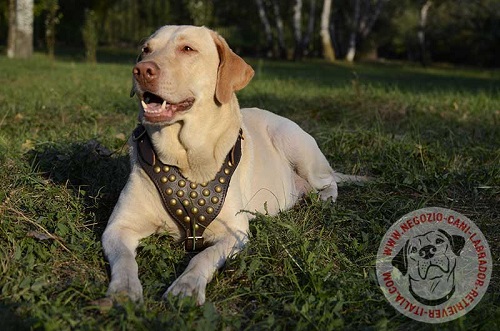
[
  {"xmin": 320, "ymin": 0, "xmax": 335, "ymax": 61},
  {"xmin": 359, "ymin": 0, "xmax": 386, "ymax": 38},
  {"xmin": 45, "ymin": 0, "xmax": 60, "ymax": 60},
  {"xmin": 272, "ymin": 0, "xmax": 287, "ymax": 59},
  {"xmin": 346, "ymin": 0, "xmax": 386, "ymax": 62},
  {"xmin": 418, "ymin": 1, "xmax": 432, "ymax": 66},
  {"xmin": 345, "ymin": 0, "xmax": 360, "ymax": 62},
  {"xmin": 300, "ymin": 0, "xmax": 316, "ymax": 57},
  {"xmin": 292, "ymin": 0, "xmax": 303, "ymax": 60},
  {"xmin": 255, "ymin": 0, "xmax": 274, "ymax": 57},
  {"xmin": 7, "ymin": 0, "xmax": 34, "ymax": 59}
]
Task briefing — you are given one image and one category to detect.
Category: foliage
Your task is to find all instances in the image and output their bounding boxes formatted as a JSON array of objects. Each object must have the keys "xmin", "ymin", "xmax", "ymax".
[
  {"xmin": 0, "ymin": 52, "xmax": 499, "ymax": 329},
  {"xmin": 0, "ymin": 0, "xmax": 499, "ymax": 66}
]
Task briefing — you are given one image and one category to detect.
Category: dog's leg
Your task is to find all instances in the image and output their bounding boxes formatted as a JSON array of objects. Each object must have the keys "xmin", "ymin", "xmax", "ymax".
[
  {"xmin": 102, "ymin": 224, "xmax": 147, "ymax": 302},
  {"xmin": 164, "ymin": 222, "xmax": 248, "ymax": 305},
  {"xmin": 102, "ymin": 175, "xmax": 160, "ymax": 303},
  {"xmin": 269, "ymin": 120, "xmax": 338, "ymax": 201}
]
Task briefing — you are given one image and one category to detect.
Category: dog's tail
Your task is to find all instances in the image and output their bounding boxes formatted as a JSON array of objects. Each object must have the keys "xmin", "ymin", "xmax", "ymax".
[{"xmin": 333, "ymin": 172, "xmax": 372, "ymax": 184}]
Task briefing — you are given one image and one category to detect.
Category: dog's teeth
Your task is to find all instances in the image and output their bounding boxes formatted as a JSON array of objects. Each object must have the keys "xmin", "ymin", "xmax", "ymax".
[
  {"xmin": 141, "ymin": 100, "xmax": 148, "ymax": 110},
  {"xmin": 161, "ymin": 100, "xmax": 167, "ymax": 110}
]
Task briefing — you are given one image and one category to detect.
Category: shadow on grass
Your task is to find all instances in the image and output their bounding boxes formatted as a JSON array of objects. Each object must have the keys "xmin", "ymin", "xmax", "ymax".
[
  {"xmin": 0, "ymin": 302, "xmax": 35, "ymax": 331},
  {"xmin": 27, "ymin": 140, "xmax": 130, "ymax": 236},
  {"xmin": 248, "ymin": 59, "xmax": 500, "ymax": 95}
]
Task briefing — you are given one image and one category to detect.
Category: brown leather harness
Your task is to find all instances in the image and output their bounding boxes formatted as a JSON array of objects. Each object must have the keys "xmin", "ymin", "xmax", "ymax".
[{"xmin": 132, "ymin": 125, "xmax": 243, "ymax": 251}]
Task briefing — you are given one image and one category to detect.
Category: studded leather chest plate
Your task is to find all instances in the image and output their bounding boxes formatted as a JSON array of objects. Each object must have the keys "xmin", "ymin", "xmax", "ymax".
[{"xmin": 133, "ymin": 125, "xmax": 242, "ymax": 251}]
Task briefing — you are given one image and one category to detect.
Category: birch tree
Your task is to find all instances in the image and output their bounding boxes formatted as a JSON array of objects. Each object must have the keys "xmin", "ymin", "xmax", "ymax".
[
  {"xmin": 255, "ymin": 0, "xmax": 274, "ymax": 57},
  {"xmin": 293, "ymin": 0, "xmax": 317, "ymax": 60},
  {"xmin": 418, "ymin": 1, "xmax": 432, "ymax": 66},
  {"xmin": 292, "ymin": 0, "xmax": 303, "ymax": 59},
  {"xmin": 7, "ymin": 0, "xmax": 34, "ymax": 59},
  {"xmin": 272, "ymin": 0, "xmax": 286, "ymax": 58},
  {"xmin": 345, "ymin": 0, "xmax": 387, "ymax": 62},
  {"xmin": 320, "ymin": 0, "xmax": 335, "ymax": 61}
]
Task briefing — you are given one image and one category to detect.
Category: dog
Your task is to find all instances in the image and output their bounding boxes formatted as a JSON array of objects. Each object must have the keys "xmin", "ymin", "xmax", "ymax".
[
  {"xmin": 102, "ymin": 25, "xmax": 357, "ymax": 305},
  {"xmin": 392, "ymin": 229, "xmax": 465, "ymax": 306}
]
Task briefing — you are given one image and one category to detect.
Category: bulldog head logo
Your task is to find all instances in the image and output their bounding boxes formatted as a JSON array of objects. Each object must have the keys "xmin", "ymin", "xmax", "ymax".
[{"xmin": 392, "ymin": 229, "xmax": 466, "ymax": 306}]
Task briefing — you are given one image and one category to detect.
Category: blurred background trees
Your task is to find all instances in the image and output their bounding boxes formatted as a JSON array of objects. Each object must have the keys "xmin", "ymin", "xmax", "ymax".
[{"xmin": 1, "ymin": 0, "xmax": 499, "ymax": 66}]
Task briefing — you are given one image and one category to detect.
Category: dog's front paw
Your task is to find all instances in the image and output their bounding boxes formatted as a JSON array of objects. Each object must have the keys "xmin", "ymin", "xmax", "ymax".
[
  {"xmin": 106, "ymin": 275, "xmax": 144, "ymax": 303},
  {"xmin": 163, "ymin": 273, "xmax": 207, "ymax": 305},
  {"xmin": 319, "ymin": 182, "xmax": 338, "ymax": 202}
]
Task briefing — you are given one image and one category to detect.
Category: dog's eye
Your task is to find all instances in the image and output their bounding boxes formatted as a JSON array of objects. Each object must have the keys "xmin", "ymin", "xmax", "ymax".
[
  {"xmin": 436, "ymin": 238, "xmax": 445, "ymax": 245},
  {"xmin": 142, "ymin": 46, "xmax": 151, "ymax": 54},
  {"xmin": 182, "ymin": 45, "xmax": 195, "ymax": 52}
]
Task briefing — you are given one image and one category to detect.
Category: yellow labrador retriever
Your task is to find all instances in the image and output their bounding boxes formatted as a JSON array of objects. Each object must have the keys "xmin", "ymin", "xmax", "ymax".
[{"xmin": 103, "ymin": 25, "xmax": 346, "ymax": 305}]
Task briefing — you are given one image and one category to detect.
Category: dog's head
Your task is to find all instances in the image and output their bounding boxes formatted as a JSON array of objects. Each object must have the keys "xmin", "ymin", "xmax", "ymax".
[
  {"xmin": 392, "ymin": 229, "xmax": 465, "ymax": 304},
  {"xmin": 392, "ymin": 229, "xmax": 465, "ymax": 280},
  {"xmin": 131, "ymin": 25, "xmax": 254, "ymax": 125}
]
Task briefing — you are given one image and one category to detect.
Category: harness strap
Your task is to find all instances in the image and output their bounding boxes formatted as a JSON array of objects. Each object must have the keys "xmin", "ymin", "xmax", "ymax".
[{"xmin": 133, "ymin": 125, "xmax": 242, "ymax": 251}]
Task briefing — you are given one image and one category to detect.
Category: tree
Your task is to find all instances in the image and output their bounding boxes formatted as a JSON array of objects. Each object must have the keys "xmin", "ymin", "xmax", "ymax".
[
  {"xmin": 82, "ymin": 9, "xmax": 97, "ymax": 63},
  {"xmin": 320, "ymin": 0, "xmax": 335, "ymax": 61},
  {"xmin": 292, "ymin": 0, "xmax": 317, "ymax": 60},
  {"xmin": 417, "ymin": 1, "xmax": 432, "ymax": 66},
  {"xmin": 7, "ymin": 0, "xmax": 34, "ymax": 58},
  {"xmin": 39, "ymin": 0, "xmax": 61, "ymax": 60},
  {"xmin": 271, "ymin": 0, "xmax": 286, "ymax": 59},
  {"xmin": 255, "ymin": 0, "xmax": 274, "ymax": 57},
  {"xmin": 345, "ymin": 0, "xmax": 387, "ymax": 62},
  {"xmin": 184, "ymin": 0, "xmax": 213, "ymax": 26}
]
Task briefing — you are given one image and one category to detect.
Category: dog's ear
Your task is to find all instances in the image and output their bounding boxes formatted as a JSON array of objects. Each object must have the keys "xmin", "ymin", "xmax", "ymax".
[
  {"xmin": 392, "ymin": 240, "xmax": 409, "ymax": 276},
  {"xmin": 210, "ymin": 31, "xmax": 254, "ymax": 105},
  {"xmin": 438, "ymin": 229, "xmax": 465, "ymax": 256},
  {"xmin": 450, "ymin": 235, "xmax": 466, "ymax": 256}
]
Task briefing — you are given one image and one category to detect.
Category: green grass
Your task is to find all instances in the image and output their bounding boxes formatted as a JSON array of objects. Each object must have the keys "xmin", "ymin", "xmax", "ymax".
[{"xmin": 0, "ymin": 52, "xmax": 499, "ymax": 330}]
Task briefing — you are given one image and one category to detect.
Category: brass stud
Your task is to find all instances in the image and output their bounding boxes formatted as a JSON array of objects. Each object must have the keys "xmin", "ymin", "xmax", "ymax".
[
  {"xmin": 215, "ymin": 186, "xmax": 222, "ymax": 193},
  {"xmin": 207, "ymin": 207, "xmax": 214, "ymax": 214},
  {"xmin": 202, "ymin": 189, "xmax": 210, "ymax": 196},
  {"xmin": 228, "ymin": 161, "xmax": 233, "ymax": 167},
  {"xmin": 219, "ymin": 177, "xmax": 226, "ymax": 184},
  {"xmin": 182, "ymin": 199, "xmax": 190, "ymax": 207},
  {"xmin": 177, "ymin": 190, "xmax": 185, "ymax": 197},
  {"xmin": 224, "ymin": 168, "xmax": 230, "ymax": 175},
  {"xmin": 194, "ymin": 224, "xmax": 200, "ymax": 230},
  {"xmin": 184, "ymin": 216, "xmax": 191, "ymax": 223},
  {"xmin": 190, "ymin": 183, "xmax": 198, "ymax": 189},
  {"xmin": 179, "ymin": 180, "xmax": 186, "ymax": 187},
  {"xmin": 175, "ymin": 209, "xmax": 183, "ymax": 216},
  {"xmin": 201, "ymin": 182, "xmax": 208, "ymax": 187},
  {"xmin": 169, "ymin": 199, "xmax": 177, "ymax": 206},
  {"xmin": 161, "ymin": 176, "xmax": 168, "ymax": 183},
  {"xmin": 162, "ymin": 166, "xmax": 170, "ymax": 172},
  {"xmin": 198, "ymin": 215, "xmax": 206, "ymax": 222},
  {"xmin": 166, "ymin": 188, "xmax": 173, "ymax": 195},
  {"xmin": 154, "ymin": 166, "xmax": 161, "ymax": 173},
  {"xmin": 198, "ymin": 198, "xmax": 206, "ymax": 206},
  {"xmin": 211, "ymin": 196, "xmax": 219, "ymax": 204},
  {"xmin": 190, "ymin": 191, "xmax": 198, "ymax": 199},
  {"xmin": 168, "ymin": 174, "xmax": 176, "ymax": 182},
  {"xmin": 191, "ymin": 207, "xmax": 199, "ymax": 214}
]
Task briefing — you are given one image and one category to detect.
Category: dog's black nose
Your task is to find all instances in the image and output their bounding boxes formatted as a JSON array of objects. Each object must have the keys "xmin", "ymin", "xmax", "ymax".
[{"xmin": 419, "ymin": 245, "xmax": 436, "ymax": 259}]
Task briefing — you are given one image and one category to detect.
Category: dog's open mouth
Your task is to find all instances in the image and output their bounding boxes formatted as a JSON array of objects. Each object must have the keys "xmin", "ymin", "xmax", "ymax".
[{"xmin": 141, "ymin": 92, "xmax": 195, "ymax": 123}]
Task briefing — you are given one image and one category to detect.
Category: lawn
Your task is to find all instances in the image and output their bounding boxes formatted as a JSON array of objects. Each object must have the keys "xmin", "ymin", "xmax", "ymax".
[{"xmin": 0, "ymin": 52, "xmax": 499, "ymax": 330}]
